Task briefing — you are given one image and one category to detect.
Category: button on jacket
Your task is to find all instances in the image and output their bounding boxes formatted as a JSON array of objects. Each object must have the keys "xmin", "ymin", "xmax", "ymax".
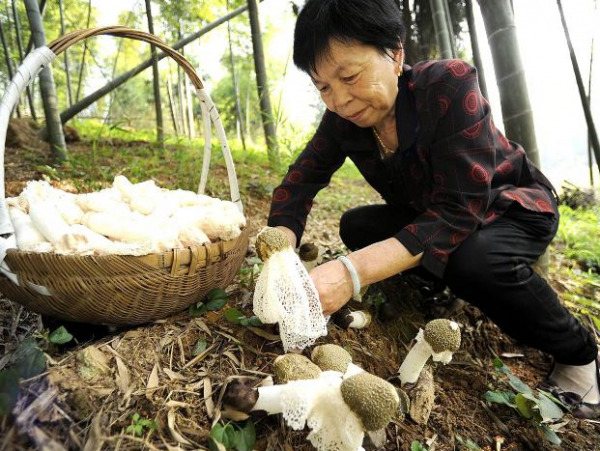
[{"xmin": 268, "ymin": 59, "xmax": 556, "ymax": 278}]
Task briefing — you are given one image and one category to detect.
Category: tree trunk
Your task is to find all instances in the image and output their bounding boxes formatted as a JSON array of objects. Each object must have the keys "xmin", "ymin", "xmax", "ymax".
[
  {"xmin": 247, "ymin": 0, "xmax": 279, "ymax": 165},
  {"xmin": 465, "ymin": 0, "xmax": 489, "ymax": 100},
  {"xmin": 145, "ymin": 0, "xmax": 164, "ymax": 147},
  {"xmin": 587, "ymin": 1, "xmax": 596, "ymax": 186},
  {"xmin": 441, "ymin": 0, "xmax": 457, "ymax": 58},
  {"xmin": 11, "ymin": 0, "xmax": 37, "ymax": 119},
  {"xmin": 556, "ymin": 0, "xmax": 600, "ymax": 176},
  {"xmin": 400, "ymin": 0, "xmax": 418, "ymax": 64},
  {"xmin": 24, "ymin": 0, "xmax": 47, "ymax": 54},
  {"xmin": 166, "ymin": 74, "xmax": 179, "ymax": 136},
  {"xmin": 478, "ymin": 0, "xmax": 540, "ymax": 167},
  {"xmin": 429, "ymin": 0, "xmax": 453, "ymax": 59},
  {"xmin": 75, "ymin": 0, "xmax": 92, "ymax": 103},
  {"xmin": 24, "ymin": 0, "xmax": 67, "ymax": 161},
  {"xmin": 58, "ymin": 0, "xmax": 73, "ymax": 107},
  {"xmin": 0, "ymin": 16, "xmax": 21, "ymax": 118},
  {"xmin": 227, "ymin": 1, "xmax": 246, "ymax": 150}
]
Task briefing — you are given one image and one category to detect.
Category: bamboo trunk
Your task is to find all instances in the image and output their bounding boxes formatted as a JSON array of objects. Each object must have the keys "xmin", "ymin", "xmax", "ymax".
[
  {"xmin": 24, "ymin": 0, "xmax": 67, "ymax": 161},
  {"xmin": 58, "ymin": 0, "xmax": 73, "ymax": 107},
  {"xmin": 75, "ymin": 0, "xmax": 92, "ymax": 103},
  {"xmin": 429, "ymin": 0, "xmax": 453, "ymax": 59},
  {"xmin": 247, "ymin": 0, "xmax": 278, "ymax": 165},
  {"xmin": 227, "ymin": 1, "xmax": 246, "ymax": 150},
  {"xmin": 556, "ymin": 0, "xmax": 600, "ymax": 176},
  {"xmin": 478, "ymin": 0, "xmax": 540, "ymax": 167},
  {"xmin": 145, "ymin": 0, "xmax": 164, "ymax": 147},
  {"xmin": 11, "ymin": 0, "xmax": 36, "ymax": 119},
  {"xmin": 465, "ymin": 0, "xmax": 489, "ymax": 100}
]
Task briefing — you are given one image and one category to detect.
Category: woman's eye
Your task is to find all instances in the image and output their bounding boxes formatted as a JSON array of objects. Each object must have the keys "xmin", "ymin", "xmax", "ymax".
[
  {"xmin": 342, "ymin": 73, "xmax": 359, "ymax": 83},
  {"xmin": 318, "ymin": 86, "xmax": 330, "ymax": 93}
]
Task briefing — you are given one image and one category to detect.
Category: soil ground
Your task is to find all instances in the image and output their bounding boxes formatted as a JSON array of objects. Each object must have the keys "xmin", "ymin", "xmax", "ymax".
[{"xmin": 1, "ymin": 123, "xmax": 599, "ymax": 451}]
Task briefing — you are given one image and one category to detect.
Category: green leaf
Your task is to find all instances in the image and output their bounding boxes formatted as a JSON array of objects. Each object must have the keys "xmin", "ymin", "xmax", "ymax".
[
  {"xmin": 233, "ymin": 421, "xmax": 256, "ymax": 451},
  {"xmin": 539, "ymin": 424, "xmax": 562, "ymax": 445},
  {"xmin": 411, "ymin": 441, "xmax": 429, "ymax": 451},
  {"xmin": 11, "ymin": 337, "xmax": 46, "ymax": 379},
  {"xmin": 515, "ymin": 393, "xmax": 536, "ymax": 419},
  {"xmin": 207, "ymin": 288, "xmax": 228, "ymax": 302},
  {"xmin": 493, "ymin": 357, "xmax": 510, "ymax": 374},
  {"xmin": 455, "ymin": 435, "xmax": 481, "ymax": 450},
  {"xmin": 134, "ymin": 424, "xmax": 143, "ymax": 436},
  {"xmin": 210, "ymin": 423, "xmax": 235, "ymax": 448},
  {"xmin": 189, "ymin": 302, "xmax": 208, "ymax": 317},
  {"xmin": 125, "ymin": 425, "xmax": 135, "ymax": 434},
  {"xmin": 536, "ymin": 393, "xmax": 564, "ymax": 421},
  {"xmin": 208, "ymin": 439, "xmax": 227, "ymax": 451},
  {"xmin": 132, "ymin": 412, "xmax": 140, "ymax": 423},
  {"xmin": 245, "ymin": 316, "xmax": 262, "ymax": 327},
  {"xmin": 206, "ymin": 297, "xmax": 228, "ymax": 311},
  {"xmin": 0, "ymin": 370, "xmax": 20, "ymax": 416},
  {"xmin": 193, "ymin": 339, "xmax": 208, "ymax": 356},
  {"xmin": 224, "ymin": 308, "xmax": 246, "ymax": 325},
  {"xmin": 538, "ymin": 389, "xmax": 571, "ymax": 411},
  {"xmin": 507, "ymin": 373, "xmax": 533, "ymax": 395},
  {"xmin": 484, "ymin": 390, "xmax": 516, "ymax": 408},
  {"xmin": 49, "ymin": 326, "xmax": 73, "ymax": 345}
]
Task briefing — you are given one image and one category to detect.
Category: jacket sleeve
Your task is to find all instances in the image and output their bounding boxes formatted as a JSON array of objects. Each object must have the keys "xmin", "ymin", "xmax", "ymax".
[
  {"xmin": 395, "ymin": 61, "xmax": 494, "ymax": 277},
  {"xmin": 267, "ymin": 110, "xmax": 346, "ymax": 245}
]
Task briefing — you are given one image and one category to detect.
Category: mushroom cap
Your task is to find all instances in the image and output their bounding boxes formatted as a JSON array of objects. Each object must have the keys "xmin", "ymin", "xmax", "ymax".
[
  {"xmin": 255, "ymin": 227, "xmax": 289, "ymax": 261},
  {"xmin": 340, "ymin": 372, "xmax": 400, "ymax": 431},
  {"xmin": 423, "ymin": 319, "xmax": 461, "ymax": 354},
  {"xmin": 298, "ymin": 242, "xmax": 319, "ymax": 262},
  {"xmin": 311, "ymin": 344, "xmax": 353, "ymax": 373},
  {"xmin": 273, "ymin": 353, "xmax": 322, "ymax": 384}
]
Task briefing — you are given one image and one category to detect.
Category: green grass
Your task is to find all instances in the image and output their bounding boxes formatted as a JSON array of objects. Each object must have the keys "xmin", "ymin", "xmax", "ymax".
[{"xmin": 552, "ymin": 204, "xmax": 600, "ymax": 331}]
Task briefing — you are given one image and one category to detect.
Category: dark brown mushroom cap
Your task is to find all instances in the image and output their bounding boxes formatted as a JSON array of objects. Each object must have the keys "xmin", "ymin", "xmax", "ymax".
[
  {"xmin": 341, "ymin": 372, "xmax": 400, "ymax": 431},
  {"xmin": 298, "ymin": 242, "xmax": 319, "ymax": 262},
  {"xmin": 255, "ymin": 227, "xmax": 290, "ymax": 261},
  {"xmin": 423, "ymin": 319, "xmax": 461, "ymax": 354},
  {"xmin": 273, "ymin": 353, "xmax": 321, "ymax": 384},
  {"xmin": 311, "ymin": 344, "xmax": 353, "ymax": 373}
]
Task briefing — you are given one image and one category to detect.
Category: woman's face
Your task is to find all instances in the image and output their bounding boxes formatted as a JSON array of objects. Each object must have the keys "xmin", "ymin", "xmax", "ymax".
[{"xmin": 311, "ymin": 39, "xmax": 402, "ymax": 128}]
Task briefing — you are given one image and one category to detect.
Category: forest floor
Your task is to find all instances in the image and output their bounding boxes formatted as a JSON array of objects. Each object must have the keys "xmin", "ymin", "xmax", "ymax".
[{"xmin": 1, "ymin": 120, "xmax": 599, "ymax": 451}]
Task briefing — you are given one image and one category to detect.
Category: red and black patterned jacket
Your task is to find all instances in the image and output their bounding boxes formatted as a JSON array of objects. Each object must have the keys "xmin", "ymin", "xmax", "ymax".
[{"xmin": 268, "ymin": 59, "xmax": 556, "ymax": 278}]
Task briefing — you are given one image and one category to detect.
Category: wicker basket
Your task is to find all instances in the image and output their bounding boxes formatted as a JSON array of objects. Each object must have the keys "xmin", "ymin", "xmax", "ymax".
[{"xmin": 0, "ymin": 27, "xmax": 249, "ymax": 325}]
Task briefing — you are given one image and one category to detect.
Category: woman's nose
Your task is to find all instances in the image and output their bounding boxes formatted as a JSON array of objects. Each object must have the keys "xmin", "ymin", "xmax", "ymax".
[{"xmin": 331, "ymin": 85, "xmax": 352, "ymax": 111}]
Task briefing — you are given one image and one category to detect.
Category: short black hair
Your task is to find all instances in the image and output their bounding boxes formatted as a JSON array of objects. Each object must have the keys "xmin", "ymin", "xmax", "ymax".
[{"xmin": 293, "ymin": 0, "xmax": 405, "ymax": 75}]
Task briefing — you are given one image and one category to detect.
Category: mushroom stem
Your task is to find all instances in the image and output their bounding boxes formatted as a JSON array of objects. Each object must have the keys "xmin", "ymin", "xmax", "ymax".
[
  {"xmin": 398, "ymin": 330, "xmax": 432, "ymax": 385},
  {"xmin": 252, "ymin": 384, "xmax": 286, "ymax": 414}
]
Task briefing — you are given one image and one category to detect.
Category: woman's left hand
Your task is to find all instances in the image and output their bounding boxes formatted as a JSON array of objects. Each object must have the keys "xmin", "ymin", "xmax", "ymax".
[{"xmin": 309, "ymin": 260, "xmax": 354, "ymax": 316}]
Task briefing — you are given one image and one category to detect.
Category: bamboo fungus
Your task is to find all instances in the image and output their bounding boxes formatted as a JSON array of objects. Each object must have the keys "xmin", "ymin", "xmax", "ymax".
[
  {"xmin": 8, "ymin": 207, "xmax": 52, "ymax": 252},
  {"xmin": 29, "ymin": 200, "xmax": 73, "ymax": 245}
]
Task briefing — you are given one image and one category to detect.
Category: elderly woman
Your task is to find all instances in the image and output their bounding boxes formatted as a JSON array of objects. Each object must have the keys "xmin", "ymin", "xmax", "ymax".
[{"xmin": 267, "ymin": 0, "xmax": 599, "ymax": 417}]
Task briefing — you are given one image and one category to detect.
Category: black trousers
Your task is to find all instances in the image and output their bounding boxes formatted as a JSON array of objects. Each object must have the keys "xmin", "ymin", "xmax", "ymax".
[{"xmin": 339, "ymin": 200, "xmax": 598, "ymax": 366}]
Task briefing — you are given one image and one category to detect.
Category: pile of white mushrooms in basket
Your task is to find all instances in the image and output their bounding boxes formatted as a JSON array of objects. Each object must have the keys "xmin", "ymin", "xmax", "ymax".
[
  {"xmin": 6, "ymin": 176, "xmax": 245, "ymax": 256},
  {"xmin": 232, "ymin": 226, "xmax": 463, "ymax": 451}
]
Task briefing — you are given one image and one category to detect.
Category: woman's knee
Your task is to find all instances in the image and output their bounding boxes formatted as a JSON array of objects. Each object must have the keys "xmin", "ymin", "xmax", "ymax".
[{"xmin": 339, "ymin": 207, "xmax": 370, "ymax": 250}]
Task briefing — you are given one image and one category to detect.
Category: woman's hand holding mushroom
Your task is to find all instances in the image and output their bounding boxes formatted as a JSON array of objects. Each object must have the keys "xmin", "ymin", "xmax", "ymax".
[{"xmin": 309, "ymin": 260, "xmax": 354, "ymax": 316}]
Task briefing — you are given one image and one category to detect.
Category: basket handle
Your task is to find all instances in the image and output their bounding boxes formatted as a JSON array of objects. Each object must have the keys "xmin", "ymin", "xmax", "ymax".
[{"xmin": 0, "ymin": 26, "xmax": 242, "ymax": 235}]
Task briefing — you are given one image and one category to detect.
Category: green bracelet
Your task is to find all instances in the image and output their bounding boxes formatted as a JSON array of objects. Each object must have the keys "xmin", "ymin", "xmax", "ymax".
[{"xmin": 337, "ymin": 255, "xmax": 362, "ymax": 301}]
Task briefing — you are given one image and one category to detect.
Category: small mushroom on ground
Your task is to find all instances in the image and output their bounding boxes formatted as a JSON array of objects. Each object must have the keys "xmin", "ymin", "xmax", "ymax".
[
  {"xmin": 398, "ymin": 318, "xmax": 461, "ymax": 385},
  {"xmin": 310, "ymin": 344, "xmax": 362, "ymax": 377},
  {"xmin": 332, "ymin": 307, "xmax": 373, "ymax": 330},
  {"xmin": 273, "ymin": 353, "xmax": 322, "ymax": 383},
  {"xmin": 298, "ymin": 242, "xmax": 321, "ymax": 271},
  {"xmin": 253, "ymin": 227, "xmax": 328, "ymax": 352}
]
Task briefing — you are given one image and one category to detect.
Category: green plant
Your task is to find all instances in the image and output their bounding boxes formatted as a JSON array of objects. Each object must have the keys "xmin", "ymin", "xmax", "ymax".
[
  {"xmin": 455, "ymin": 435, "xmax": 481, "ymax": 450},
  {"xmin": 189, "ymin": 288, "xmax": 229, "ymax": 317},
  {"xmin": 209, "ymin": 421, "xmax": 255, "ymax": 451},
  {"xmin": 411, "ymin": 441, "xmax": 429, "ymax": 451},
  {"xmin": 125, "ymin": 413, "xmax": 158, "ymax": 437},
  {"xmin": 484, "ymin": 357, "xmax": 565, "ymax": 445},
  {"xmin": 223, "ymin": 308, "xmax": 262, "ymax": 327}
]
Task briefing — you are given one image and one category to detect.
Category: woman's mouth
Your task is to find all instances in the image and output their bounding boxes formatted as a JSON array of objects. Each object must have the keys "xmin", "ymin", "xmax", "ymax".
[{"xmin": 346, "ymin": 108, "xmax": 367, "ymax": 121}]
